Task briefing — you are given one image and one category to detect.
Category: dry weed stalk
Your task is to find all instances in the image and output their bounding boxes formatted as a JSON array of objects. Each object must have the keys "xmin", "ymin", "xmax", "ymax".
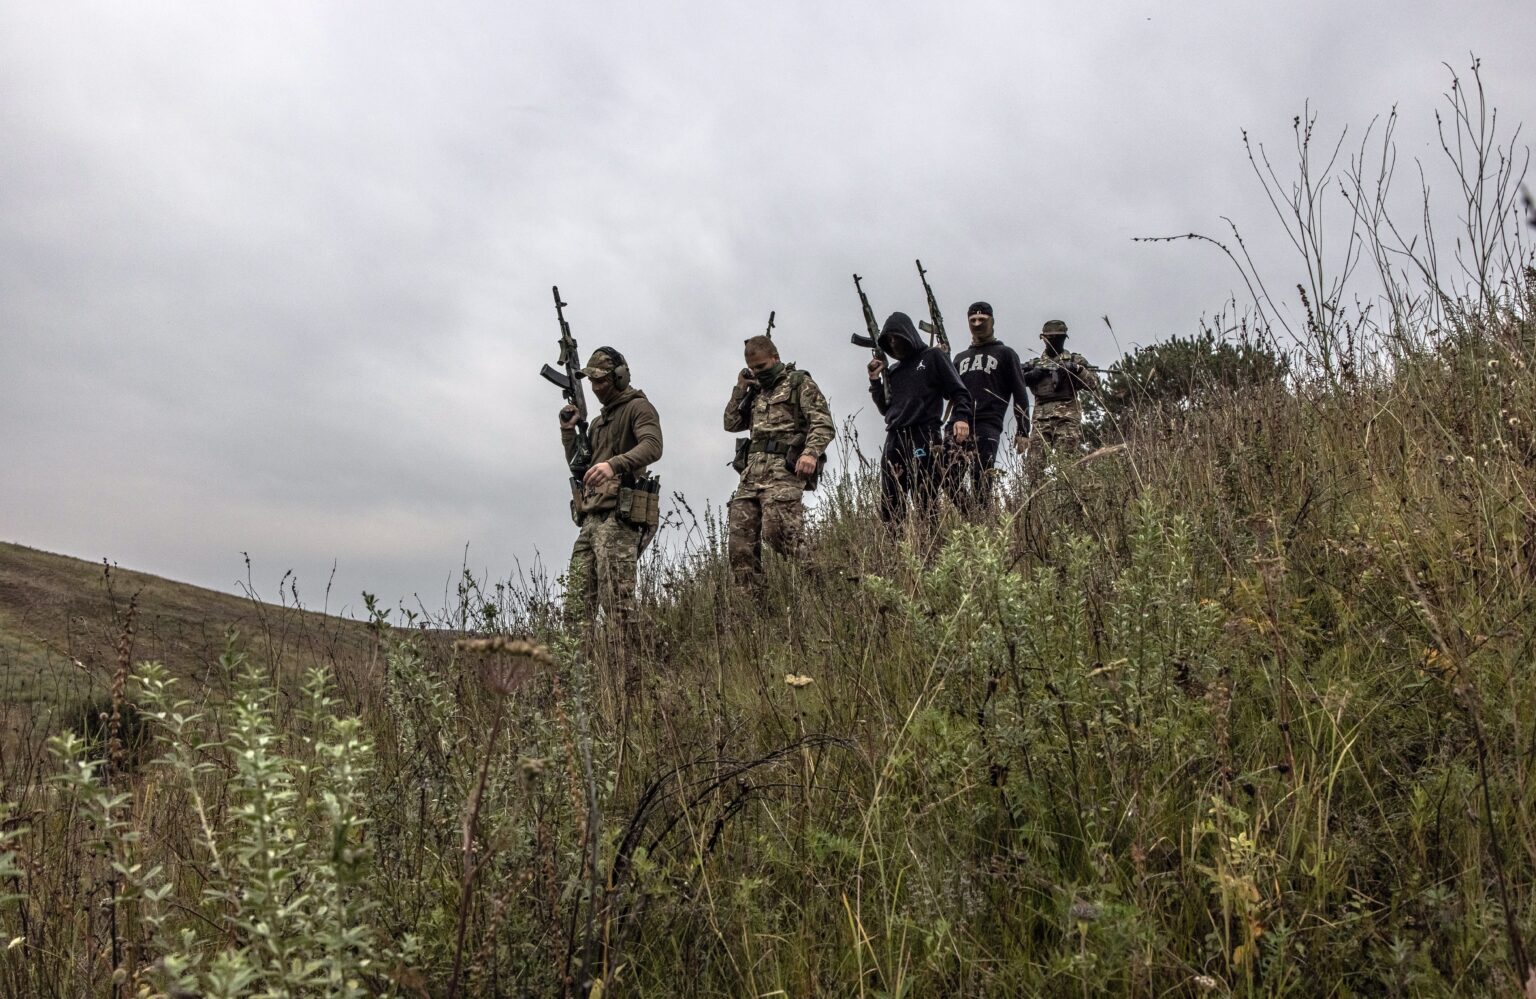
[{"xmin": 447, "ymin": 637, "xmax": 550, "ymax": 999}]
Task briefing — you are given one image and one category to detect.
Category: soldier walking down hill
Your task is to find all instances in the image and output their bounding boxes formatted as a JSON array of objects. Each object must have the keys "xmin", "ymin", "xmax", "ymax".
[
  {"xmin": 868, "ymin": 312, "xmax": 973, "ymax": 522},
  {"xmin": 724, "ymin": 334, "xmax": 835, "ymax": 587},
  {"xmin": 558, "ymin": 347, "xmax": 662, "ymax": 689},
  {"xmin": 1021, "ymin": 319, "xmax": 1098, "ymax": 478},
  {"xmin": 947, "ymin": 301, "xmax": 1030, "ymax": 513}
]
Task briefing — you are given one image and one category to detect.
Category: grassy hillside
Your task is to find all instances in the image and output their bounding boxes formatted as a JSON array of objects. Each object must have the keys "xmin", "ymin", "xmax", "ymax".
[
  {"xmin": 0, "ymin": 541, "xmax": 380, "ymax": 729},
  {"xmin": 4, "ymin": 291, "xmax": 1533, "ymax": 995},
  {"xmin": 1, "ymin": 78, "xmax": 1534, "ymax": 997}
]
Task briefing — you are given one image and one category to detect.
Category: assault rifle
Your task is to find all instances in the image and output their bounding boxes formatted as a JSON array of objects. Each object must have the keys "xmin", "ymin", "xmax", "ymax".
[
  {"xmin": 539, "ymin": 285, "xmax": 592, "ymax": 482},
  {"xmin": 1026, "ymin": 356, "xmax": 1110, "ymax": 375},
  {"xmin": 850, "ymin": 273, "xmax": 889, "ymax": 404},
  {"xmin": 764, "ymin": 310, "xmax": 775, "ymax": 339},
  {"xmin": 915, "ymin": 259, "xmax": 949, "ymax": 352}
]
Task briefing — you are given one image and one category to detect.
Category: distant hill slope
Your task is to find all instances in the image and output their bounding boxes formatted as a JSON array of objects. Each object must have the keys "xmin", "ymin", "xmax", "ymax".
[{"xmin": 0, "ymin": 541, "xmax": 378, "ymax": 711}]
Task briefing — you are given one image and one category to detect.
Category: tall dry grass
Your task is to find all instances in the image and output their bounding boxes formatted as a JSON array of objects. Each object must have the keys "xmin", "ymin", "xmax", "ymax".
[{"xmin": 0, "ymin": 59, "xmax": 1533, "ymax": 997}]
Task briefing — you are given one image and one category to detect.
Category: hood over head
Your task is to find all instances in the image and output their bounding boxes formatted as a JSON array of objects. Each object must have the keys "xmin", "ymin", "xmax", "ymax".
[{"xmin": 877, "ymin": 311, "xmax": 926, "ymax": 357}]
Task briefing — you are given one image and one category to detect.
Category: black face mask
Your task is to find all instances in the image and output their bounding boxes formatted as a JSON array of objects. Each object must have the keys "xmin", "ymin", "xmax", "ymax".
[
  {"xmin": 755, "ymin": 361, "xmax": 786, "ymax": 389},
  {"xmin": 1043, "ymin": 336, "xmax": 1068, "ymax": 357}
]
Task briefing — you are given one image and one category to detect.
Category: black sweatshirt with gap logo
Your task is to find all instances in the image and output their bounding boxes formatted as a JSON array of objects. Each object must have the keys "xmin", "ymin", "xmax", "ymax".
[{"xmin": 952, "ymin": 338, "xmax": 1029, "ymax": 435}]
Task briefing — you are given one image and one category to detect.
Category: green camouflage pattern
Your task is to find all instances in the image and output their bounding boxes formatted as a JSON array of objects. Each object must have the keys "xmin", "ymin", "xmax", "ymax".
[
  {"xmin": 727, "ymin": 489, "xmax": 807, "ymax": 586},
  {"xmin": 1031, "ymin": 401, "xmax": 1086, "ymax": 447},
  {"xmin": 723, "ymin": 367, "xmax": 835, "ymax": 584},
  {"xmin": 1022, "ymin": 351, "xmax": 1097, "ymax": 405},
  {"xmin": 1024, "ymin": 349, "xmax": 1096, "ymax": 479},
  {"xmin": 723, "ymin": 366, "xmax": 835, "ymax": 460},
  {"xmin": 566, "ymin": 510, "xmax": 642, "ymax": 625},
  {"xmin": 566, "ymin": 509, "xmax": 644, "ymax": 694}
]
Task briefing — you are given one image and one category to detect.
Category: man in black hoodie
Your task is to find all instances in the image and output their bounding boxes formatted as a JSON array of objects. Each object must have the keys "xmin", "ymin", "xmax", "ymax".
[
  {"xmin": 867, "ymin": 311, "xmax": 974, "ymax": 522},
  {"xmin": 946, "ymin": 301, "xmax": 1030, "ymax": 512}
]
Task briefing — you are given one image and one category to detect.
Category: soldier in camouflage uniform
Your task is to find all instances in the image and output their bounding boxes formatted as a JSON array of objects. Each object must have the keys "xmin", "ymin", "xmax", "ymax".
[
  {"xmin": 1021, "ymin": 319, "xmax": 1098, "ymax": 476},
  {"xmin": 723, "ymin": 334, "xmax": 835, "ymax": 587},
  {"xmin": 558, "ymin": 348, "xmax": 663, "ymax": 660}
]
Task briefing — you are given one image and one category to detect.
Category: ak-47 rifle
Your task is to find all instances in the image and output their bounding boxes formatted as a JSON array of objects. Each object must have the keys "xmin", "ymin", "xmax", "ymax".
[
  {"xmin": 539, "ymin": 285, "xmax": 592, "ymax": 483},
  {"xmin": 850, "ymin": 274, "xmax": 889, "ymax": 404},
  {"xmin": 915, "ymin": 259, "xmax": 949, "ymax": 352}
]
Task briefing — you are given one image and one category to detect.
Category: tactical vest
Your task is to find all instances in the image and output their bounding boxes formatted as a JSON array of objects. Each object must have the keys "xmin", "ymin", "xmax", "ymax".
[
  {"xmin": 731, "ymin": 369, "xmax": 825, "ymax": 488},
  {"xmin": 1026, "ymin": 356, "xmax": 1089, "ymax": 405}
]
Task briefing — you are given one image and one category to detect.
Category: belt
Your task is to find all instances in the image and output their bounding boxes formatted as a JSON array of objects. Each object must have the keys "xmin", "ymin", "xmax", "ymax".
[{"xmin": 749, "ymin": 437, "xmax": 799, "ymax": 455}]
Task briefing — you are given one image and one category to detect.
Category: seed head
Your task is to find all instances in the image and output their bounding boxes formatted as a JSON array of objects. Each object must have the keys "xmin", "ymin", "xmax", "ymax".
[{"xmin": 455, "ymin": 636, "xmax": 552, "ymax": 697}]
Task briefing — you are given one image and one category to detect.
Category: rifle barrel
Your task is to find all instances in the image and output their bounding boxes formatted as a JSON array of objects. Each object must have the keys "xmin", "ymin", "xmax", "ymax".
[
  {"xmin": 852, "ymin": 273, "xmax": 889, "ymax": 403},
  {"xmin": 547, "ymin": 285, "xmax": 592, "ymax": 480}
]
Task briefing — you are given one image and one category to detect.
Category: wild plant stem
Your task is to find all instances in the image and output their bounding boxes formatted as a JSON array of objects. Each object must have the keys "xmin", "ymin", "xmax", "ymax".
[{"xmin": 448, "ymin": 703, "xmax": 506, "ymax": 999}]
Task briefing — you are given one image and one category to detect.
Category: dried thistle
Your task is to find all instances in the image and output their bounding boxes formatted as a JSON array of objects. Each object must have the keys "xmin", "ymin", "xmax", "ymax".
[
  {"xmin": 454, "ymin": 636, "xmax": 552, "ymax": 697},
  {"xmin": 448, "ymin": 635, "xmax": 551, "ymax": 996}
]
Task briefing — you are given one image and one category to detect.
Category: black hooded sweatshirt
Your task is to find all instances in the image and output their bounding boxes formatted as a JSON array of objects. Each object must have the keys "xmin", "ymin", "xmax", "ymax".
[
  {"xmin": 869, "ymin": 312, "xmax": 974, "ymax": 432},
  {"xmin": 953, "ymin": 337, "xmax": 1030, "ymax": 433}
]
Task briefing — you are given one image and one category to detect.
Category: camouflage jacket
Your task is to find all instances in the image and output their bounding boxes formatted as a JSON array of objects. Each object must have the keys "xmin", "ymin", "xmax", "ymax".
[
  {"xmin": 1022, "ymin": 351, "xmax": 1098, "ymax": 406},
  {"xmin": 724, "ymin": 366, "xmax": 835, "ymax": 489},
  {"xmin": 561, "ymin": 387, "xmax": 663, "ymax": 516}
]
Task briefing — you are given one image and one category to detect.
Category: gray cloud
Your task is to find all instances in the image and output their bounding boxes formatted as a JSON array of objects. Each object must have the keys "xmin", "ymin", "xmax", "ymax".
[{"xmin": 3, "ymin": 1, "xmax": 1533, "ymax": 611}]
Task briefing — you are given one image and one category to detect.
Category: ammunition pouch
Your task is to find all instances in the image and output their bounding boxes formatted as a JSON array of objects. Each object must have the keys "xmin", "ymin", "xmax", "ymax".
[
  {"xmin": 730, "ymin": 437, "xmax": 751, "ymax": 474},
  {"xmin": 1029, "ymin": 367, "xmax": 1065, "ymax": 403},
  {"xmin": 1025, "ymin": 363, "xmax": 1073, "ymax": 404},
  {"xmin": 568, "ymin": 477, "xmax": 584, "ymax": 526},
  {"xmin": 1037, "ymin": 360, "xmax": 1090, "ymax": 403},
  {"xmin": 617, "ymin": 473, "xmax": 662, "ymax": 544}
]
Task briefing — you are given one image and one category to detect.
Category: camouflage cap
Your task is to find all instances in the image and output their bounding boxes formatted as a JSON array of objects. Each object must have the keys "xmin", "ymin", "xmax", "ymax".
[
  {"xmin": 579, "ymin": 349, "xmax": 619, "ymax": 380},
  {"xmin": 1041, "ymin": 319, "xmax": 1068, "ymax": 335}
]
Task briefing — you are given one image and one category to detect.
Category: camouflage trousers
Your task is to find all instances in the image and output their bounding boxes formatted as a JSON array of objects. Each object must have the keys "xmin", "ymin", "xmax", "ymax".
[
  {"xmin": 568, "ymin": 510, "xmax": 644, "ymax": 697},
  {"xmin": 567, "ymin": 510, "xmax": 642, "ymax": 627},
  {"xmin": 727, "ymin": 477, "xmax": 806, "ymax": 586},
  {"xmin": 1026, "ymin": 407, "xmax": 1084, "ymax": 481}
]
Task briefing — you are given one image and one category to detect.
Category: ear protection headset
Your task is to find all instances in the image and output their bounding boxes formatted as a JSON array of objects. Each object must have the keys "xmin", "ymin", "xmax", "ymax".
[{"xmin": 594, "ymin": 346, "xmax": 630, "ymax": 391}]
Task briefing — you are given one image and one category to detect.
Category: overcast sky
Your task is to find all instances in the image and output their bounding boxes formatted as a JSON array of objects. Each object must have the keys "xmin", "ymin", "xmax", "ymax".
[{"xmin": 3, "ymin": 2, "xmax": 1533, "ymax": 616}]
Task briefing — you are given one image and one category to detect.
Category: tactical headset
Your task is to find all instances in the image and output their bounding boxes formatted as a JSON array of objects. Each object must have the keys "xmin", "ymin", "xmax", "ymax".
[{"xmin": 593, "ymin": 346, "xmax": 630, "ymax": 391}]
